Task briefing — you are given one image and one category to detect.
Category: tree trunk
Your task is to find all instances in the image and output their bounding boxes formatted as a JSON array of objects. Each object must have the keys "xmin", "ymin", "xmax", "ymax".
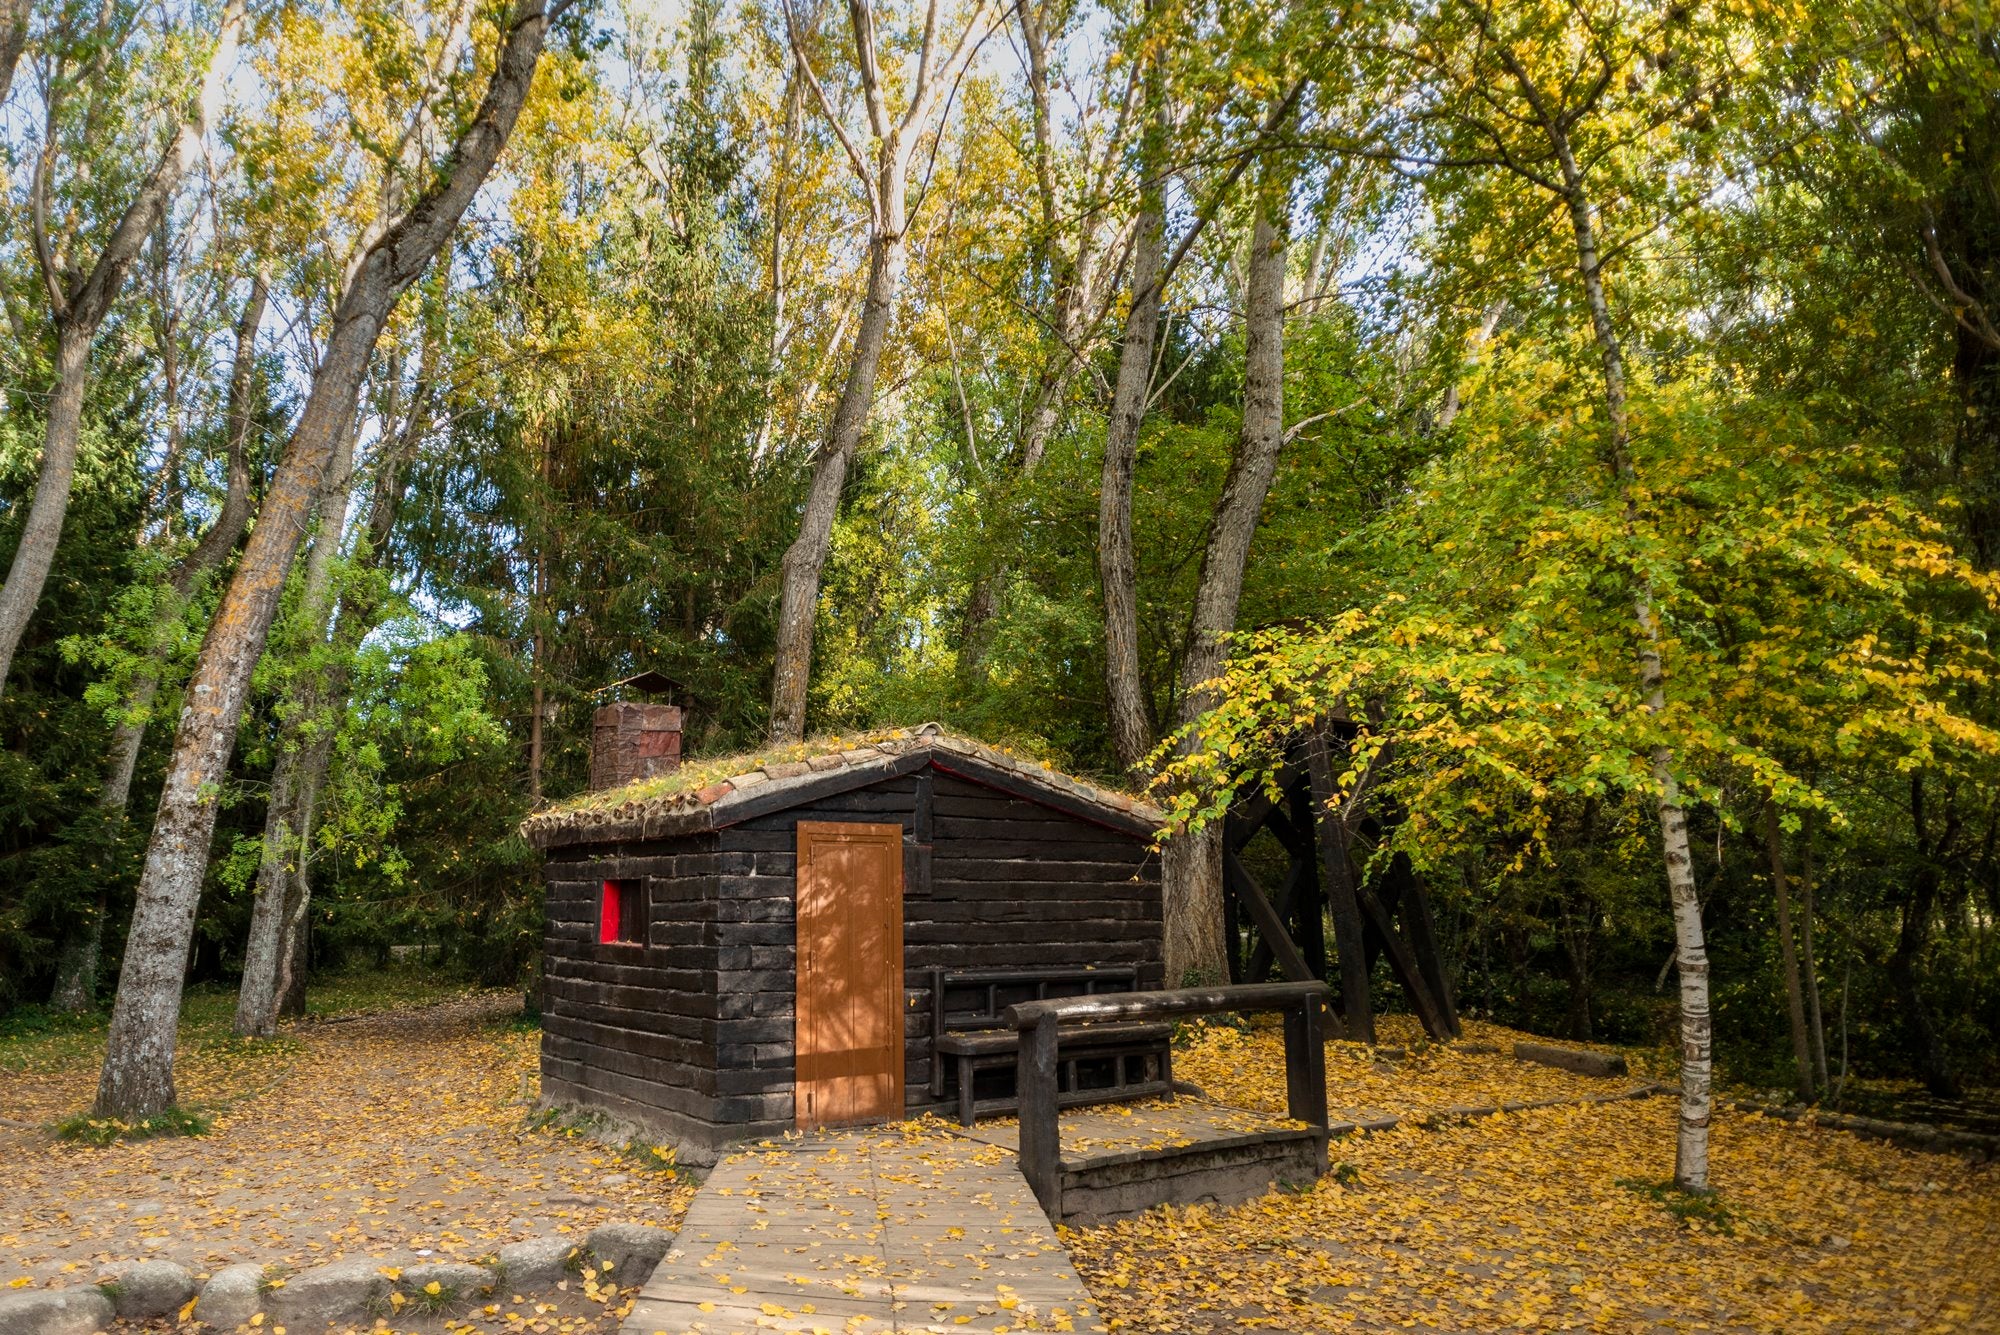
[
  {"xmin": 238, "ymin": 344, "xmax": 430, "ymax": 1036},
  {"xmin": 1306, "ymin": 728, "xmax": 1375, "ymax": 1043},
  {"xmin": 235, "ymin": 742, "xmax": 302, "ymax": 1037},
  {"xmin": 1435, "ymin": 300, "xmax": 1507, "ymax": 433},
  {"xmin": 0, "ymin": 0, "xmax": 29, "ymax": 109},
  {"xmin": 1764, "ymin": 798, "xmax": 1817, "ymax": 1104},
  {"xmin": 768, "ymin": 0, "xmax": 994, "ymax": 742},
  {"xmin": 48, "ymin": 890, "xmax": 106, "ymax": 1011},
  {"xmin": 45, "ymin": 270, "xmax": 269, "ymax": 1013},
  {"xmin": 1161, "ymin": 196, "xmax": 1288, "ymax": 986},
  {"xmin": 1561, "ymin": 916, "xmax": 1595, "ymax": 1041},
  {"xmin": 251, "ymin": 374, "xmax": 428, "ymax": 1035},
  {"xmin": 0, "ymin": 325, "xmax": 91, "ymax": 689},
  {"xmin": 958, "ymin": 0, "xmax": 1126, "ymax": 675},
  {"xmin": 272, "ymin": 737, "xmax": 331, "ymax": 1021},
  {"xmin": 232, "ymin": 436, "xmax": 355, "ymax": 1037},
  {"xmin": 1800, "ymin": 808, "xmax": 1829, "ymax": 1091},
  {"xmin": 93, "ymin": 0, "xmax": 564, "ymax": 1119},
  {"xmin": 1546, "ymin": 112, "xmax": 1713, "ymax": 1191},
  {"xmin": 768, "ymin": 217, "xmax": 907, "ymax": 743},
  {"xmin": 1889, "ymin": 878, "xmax": 1954, "ymax": 1098},
  {"xmin": 1097, "ymin": 111, "xmax": 1166, "ymax": 775},
  {"xmin": 0, "ymin": 1, "xmax": 244, "ymax": 696},
  {"xmin": 46, "ymin": 272, "xmax": 264, "ymax": 1013},
  {"xmin": 1896, "ymin": 776, "xmax": 1957, "ymax": 1098}
]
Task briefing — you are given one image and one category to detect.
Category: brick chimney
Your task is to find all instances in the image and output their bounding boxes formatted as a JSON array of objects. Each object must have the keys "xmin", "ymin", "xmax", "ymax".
[{"xmin": 591, "ymin": 701, "xmax": 683, "ymax": 791}]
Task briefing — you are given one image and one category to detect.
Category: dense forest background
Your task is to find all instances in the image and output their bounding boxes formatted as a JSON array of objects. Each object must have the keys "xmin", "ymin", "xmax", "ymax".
[{"xmin": 1, "ymin": 0, "xmax": 1996, "ymax": 1123}]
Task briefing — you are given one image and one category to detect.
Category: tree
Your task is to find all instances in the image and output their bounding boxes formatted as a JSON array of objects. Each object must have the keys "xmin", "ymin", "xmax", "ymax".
[
  {"xmin": 1161, "ymin": 176, "xmax": 1290, "ymax": 984},
  {"xmin": 768, "ymin": 0, "xmax": 1000, "ymax": 744},
  {"xmin": 0, "ymin": 0, "xmax": 246, "ymax": 696},
  {"xmin": 956, "ymin": 0, "xmax": 1139, "ymax": 671},
  {"xmin": 0, "ymin": 0, "xmax": 29, "ymax": 108},
  {"xmin": 47, "ymin": 268, "xmax": 268, "ymax": 1012},
  {"xmin": 1400, "ymin": 0, "xmax": 1732, "ymax": 1190},
  {"xmin": 236, "ymin": 332, "xmax": 436, "ymax": 1036},
  {"xmin": 94, "ymin": 0, "xmax": 574, "ymax": 1118}
]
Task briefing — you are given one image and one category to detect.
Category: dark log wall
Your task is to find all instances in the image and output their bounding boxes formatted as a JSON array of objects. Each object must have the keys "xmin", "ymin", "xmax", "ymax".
[
  {"xmin": 717, "ymin": 768, "xmax": 1163, "ymax": 1124},
  {"xmin": 537, "ymin": 763, "xmax": 1163, "ymax": 1157},
  {"xmin": 539, "ymin": 834, "xmax": 725, "ymax": 1152}
]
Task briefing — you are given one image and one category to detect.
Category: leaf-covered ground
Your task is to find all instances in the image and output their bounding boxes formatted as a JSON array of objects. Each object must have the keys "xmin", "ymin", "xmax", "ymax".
[
  {"xmin": 2, "ymin": 980, "xmax": 694, "ymax": 1333},
  {"xmin": 6, "ymin": 992, "xmax": 1995, "ymax": 1334},
  {"xmin": 1066, "ymin": 1020, "xmax": 2000, "ymax": 1334},
  {"xmin": 1174, "ymin": 1014, "xmax": 1674, "ymax": 1123}
]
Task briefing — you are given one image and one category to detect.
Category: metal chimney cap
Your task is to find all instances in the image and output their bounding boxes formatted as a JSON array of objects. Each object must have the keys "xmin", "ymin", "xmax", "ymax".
[{"xmin": 597, "ymin": 670, "xmax": 684, "ymax": 699}]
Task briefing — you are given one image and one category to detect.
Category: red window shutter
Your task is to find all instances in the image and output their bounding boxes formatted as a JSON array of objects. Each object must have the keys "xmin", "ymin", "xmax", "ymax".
[{"xmin": 599, "ymin": 880, "xmax": 620, "ymax": 944}]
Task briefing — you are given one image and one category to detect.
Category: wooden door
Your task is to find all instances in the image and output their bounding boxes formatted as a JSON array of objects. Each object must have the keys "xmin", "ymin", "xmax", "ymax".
[{"xmin": 794, "ymin": 821, "xmax": 905, "ymax": 1129}]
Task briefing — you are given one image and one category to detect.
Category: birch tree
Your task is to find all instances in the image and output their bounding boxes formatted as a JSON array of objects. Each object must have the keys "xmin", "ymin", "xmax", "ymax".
[{"xmin": 1442, "ymin": 0, "xmax": 1723, "ymax": 1191}]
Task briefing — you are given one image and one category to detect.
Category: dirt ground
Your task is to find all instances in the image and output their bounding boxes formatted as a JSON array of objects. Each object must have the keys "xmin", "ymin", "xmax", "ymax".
[{"xmin": 2, "ymin": 991, "xmax": 693, "ymax": 1333}]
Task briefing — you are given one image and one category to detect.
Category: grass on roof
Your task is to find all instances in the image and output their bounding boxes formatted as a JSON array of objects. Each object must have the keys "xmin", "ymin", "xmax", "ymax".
[{"xmin": 534, "ymin": 725, "xmax": 1103, "ymax": 818}]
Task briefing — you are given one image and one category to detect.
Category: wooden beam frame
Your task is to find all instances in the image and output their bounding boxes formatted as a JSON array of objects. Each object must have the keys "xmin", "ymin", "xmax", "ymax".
[{"xmin": 1009, "ymin": 981, "xmax": 1332, "ymax": 1219}]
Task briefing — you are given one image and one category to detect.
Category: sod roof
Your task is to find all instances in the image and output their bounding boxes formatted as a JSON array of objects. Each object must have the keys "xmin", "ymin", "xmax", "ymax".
[{"xmin": 520, "ymin": 723, "xmax": 1163, "ymax": 850}]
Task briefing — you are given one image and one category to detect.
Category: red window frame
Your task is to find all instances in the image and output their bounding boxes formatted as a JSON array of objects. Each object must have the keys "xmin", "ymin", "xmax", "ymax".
[{"xmin": 599, "ymin": 879, "xmax": 645, "ymax": 945}]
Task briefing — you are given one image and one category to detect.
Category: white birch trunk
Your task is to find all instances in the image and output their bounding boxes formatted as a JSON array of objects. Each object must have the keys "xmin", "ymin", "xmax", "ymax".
[{"xmin": 1547, "ymin": 120, "xmax": 1713, "ymax": 1191}]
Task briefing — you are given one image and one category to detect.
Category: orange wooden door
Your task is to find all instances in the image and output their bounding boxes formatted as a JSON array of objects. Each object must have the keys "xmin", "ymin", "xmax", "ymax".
[{"xmin": 794, "ymin": 821, "xmax": 905, "ymax": 1130}]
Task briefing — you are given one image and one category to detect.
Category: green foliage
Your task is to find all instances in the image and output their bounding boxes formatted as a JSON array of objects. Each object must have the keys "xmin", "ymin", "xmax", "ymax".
[
  {"xmin": 54, "ymin": 1105, "xmax": 210, "ymax": 1145},
  {"xmin": 1, "ymin": 0, "xmax": 1996, "ymax": 1121},
  {"xmin": 1616, "ymin": 1177, "xmax": 1735, "ymax": 1233}
]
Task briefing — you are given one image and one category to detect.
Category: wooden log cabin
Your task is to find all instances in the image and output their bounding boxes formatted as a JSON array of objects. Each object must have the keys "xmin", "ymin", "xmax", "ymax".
[{"xmin": 520, "ymin": 721, "xmax": 1166, "ymax": 1164}]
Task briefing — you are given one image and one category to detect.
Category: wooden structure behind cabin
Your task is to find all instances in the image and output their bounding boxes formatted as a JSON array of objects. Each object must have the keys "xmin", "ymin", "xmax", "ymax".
[
  {"xmin": 520, "ymin": 724, "xmax": 1164, "ymax": 1163},
  {"xmin": 1220, "ymin": 726, "xmax": 1461, "ymax": 1045}
]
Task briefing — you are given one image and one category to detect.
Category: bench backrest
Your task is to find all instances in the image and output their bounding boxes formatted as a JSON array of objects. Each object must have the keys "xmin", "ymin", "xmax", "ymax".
[{"xmin": 930, "ymin": 966, "xmax": 1140, "ymax": 1043}]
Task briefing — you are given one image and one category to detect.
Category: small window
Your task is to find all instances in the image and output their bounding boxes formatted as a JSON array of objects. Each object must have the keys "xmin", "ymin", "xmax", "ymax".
[{"xmin": 599, "ymin": 879, "xmax": 646, "ymax": 945}]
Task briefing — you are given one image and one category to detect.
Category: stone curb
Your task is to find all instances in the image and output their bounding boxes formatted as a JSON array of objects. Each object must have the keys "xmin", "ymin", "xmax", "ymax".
[{"xmin": 5, "ymin": 1222, "xmax": 675, "ymax": 1333}]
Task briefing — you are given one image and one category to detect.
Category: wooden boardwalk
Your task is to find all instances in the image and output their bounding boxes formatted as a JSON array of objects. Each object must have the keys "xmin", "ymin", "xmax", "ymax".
[{"xmin": 625, "ymin": 1127, "xmax": 1108, "ymax": 1335}]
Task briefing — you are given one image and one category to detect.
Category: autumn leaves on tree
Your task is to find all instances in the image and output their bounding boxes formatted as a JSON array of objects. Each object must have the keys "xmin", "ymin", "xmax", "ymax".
[
  {"xmin": 91, "ymin": 0, "xmax": 578, "ymax": 1119},
  {"xmin": 0, "ymin": 0, "xmax": 1996, "ymax": 1190}
]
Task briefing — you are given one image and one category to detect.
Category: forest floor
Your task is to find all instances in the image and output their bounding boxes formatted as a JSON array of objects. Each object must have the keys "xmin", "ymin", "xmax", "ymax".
[
  {"xmin": 1065, "ymin": 1017, "xmax": 2000, "ymax": 1334},
  {"xmin": 2, "ymin": 985, "xmax": 1995, "ymax": 1334},
  {"xmin": 1, "ymin": 972, "xmax": 695, "ymax": 1334}
]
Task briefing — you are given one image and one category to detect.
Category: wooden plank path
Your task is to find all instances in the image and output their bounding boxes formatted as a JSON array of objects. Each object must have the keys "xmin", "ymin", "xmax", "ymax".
[{"xmin": 625, "ymin": 1128, "xmax": 1108, "ymax": 1335}]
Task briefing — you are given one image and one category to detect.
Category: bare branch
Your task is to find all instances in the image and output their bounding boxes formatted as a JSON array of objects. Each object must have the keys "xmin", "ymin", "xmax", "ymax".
[
  {"xmin": 901, "ymin": 0, "xmax": 1001, "ymax": 145},
  {"xmin": 784, "ymin": 0, "xmax": 877, "ymax": 213},
  {"xmin": 30, "ymin": 137, "xmax": 66, "ymax": 320},
  {"xmin": 1151, "ymin": 80, "xmax": 1308, "ymax": 297},
  {"xmin": 1919, "ymin": 215, "xmax": 2000, "ymax": 352},
  {"xmin": 849, "ymin": 0, "xmax": 893, "ymax": 144}
]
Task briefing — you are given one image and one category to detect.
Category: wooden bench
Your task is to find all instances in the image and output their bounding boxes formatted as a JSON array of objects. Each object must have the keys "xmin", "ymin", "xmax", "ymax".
[{"xmin": 929, "ymin": 967, "xmax": 1174, "ymax": 1125}]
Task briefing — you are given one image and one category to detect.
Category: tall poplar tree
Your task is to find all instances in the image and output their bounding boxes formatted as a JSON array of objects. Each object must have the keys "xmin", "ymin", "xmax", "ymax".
[{"xmin": 96, "ymin": 0, "xmax": 575, "ymax": 1118}]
